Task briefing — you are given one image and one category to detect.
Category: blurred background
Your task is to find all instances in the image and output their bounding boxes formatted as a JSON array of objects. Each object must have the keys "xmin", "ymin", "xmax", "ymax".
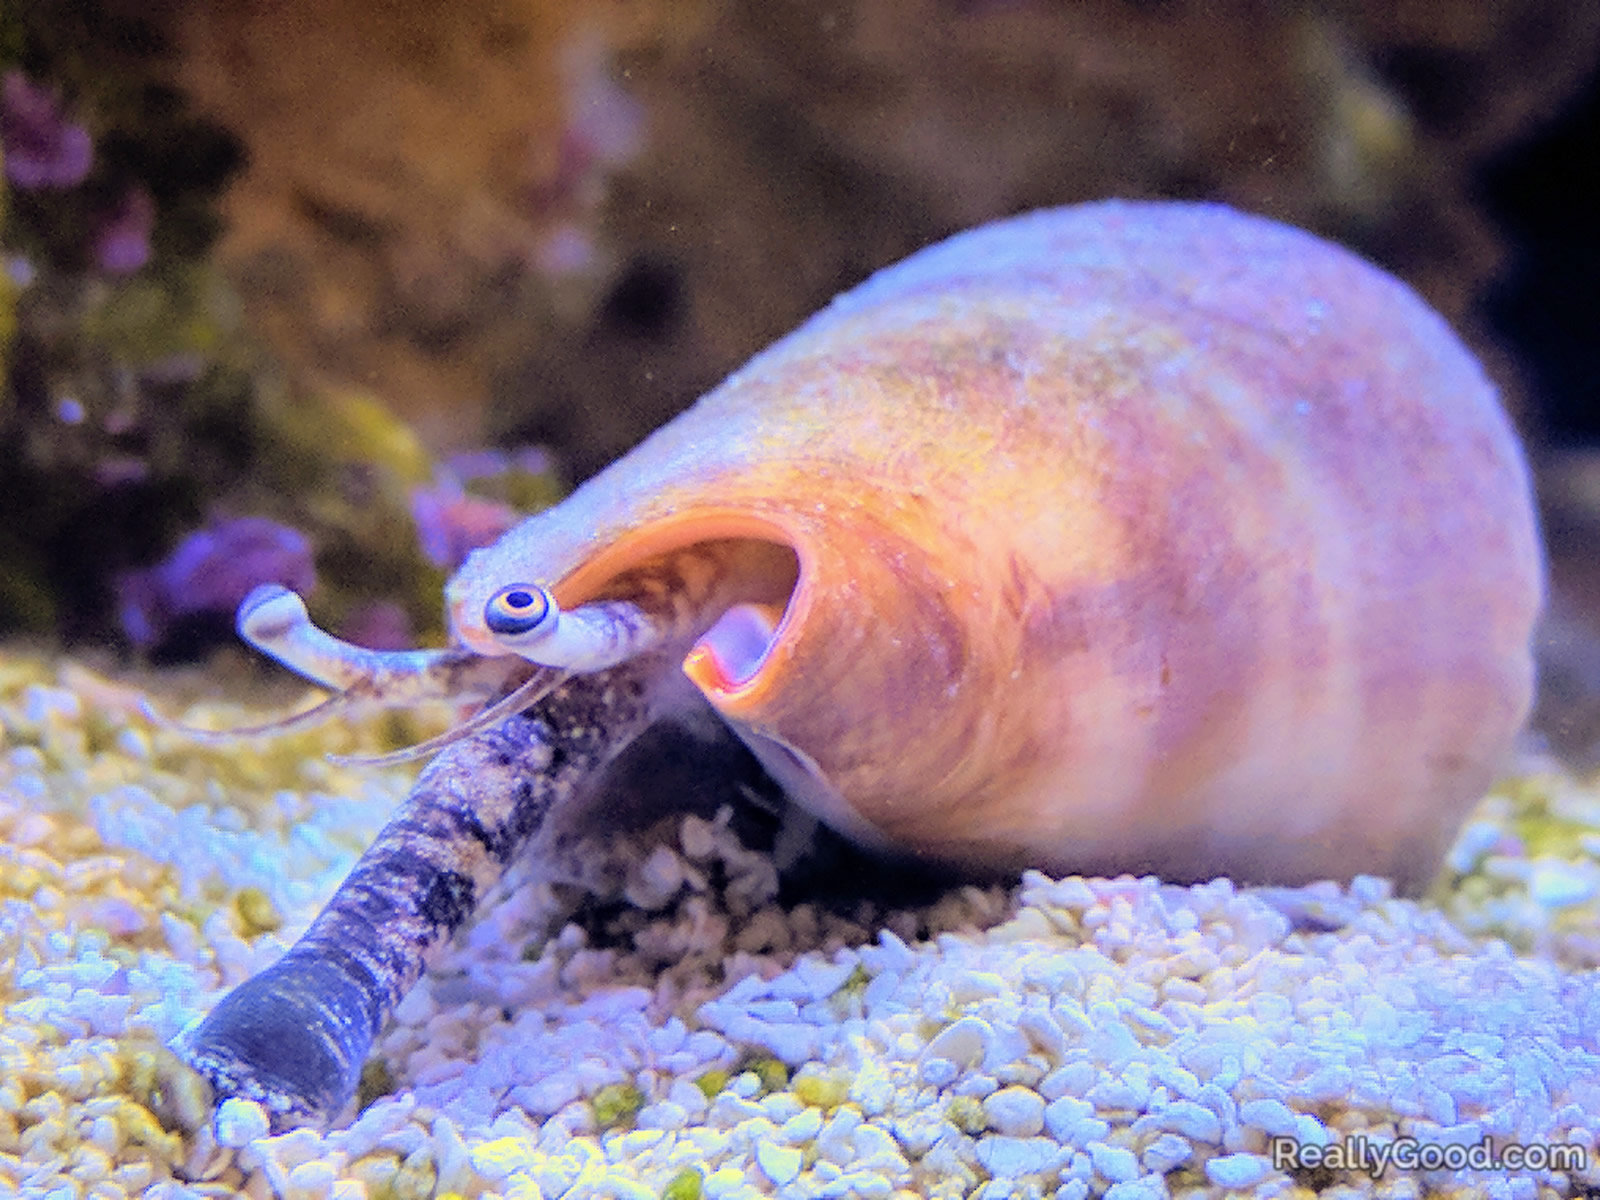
[{"xmin": 2, "ymin": 0, "xmax": 1598, "ymax": 748}]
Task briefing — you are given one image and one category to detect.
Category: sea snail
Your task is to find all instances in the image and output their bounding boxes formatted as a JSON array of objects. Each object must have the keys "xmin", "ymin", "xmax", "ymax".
[{"xmin": 177, "ymin": 199, "xmax": 1543, "ymax": 1129}]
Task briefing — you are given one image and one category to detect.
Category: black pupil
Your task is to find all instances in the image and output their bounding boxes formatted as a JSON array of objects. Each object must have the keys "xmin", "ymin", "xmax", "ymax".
[{"xmin": 504, "ymin": 590, "xmax": 534, "ymax": 610}]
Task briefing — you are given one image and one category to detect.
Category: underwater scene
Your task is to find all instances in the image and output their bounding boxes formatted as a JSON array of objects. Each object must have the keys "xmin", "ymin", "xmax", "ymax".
[{"xmin": 4, "ymin": 3, "xmax": 1600, "ymax": 1199}]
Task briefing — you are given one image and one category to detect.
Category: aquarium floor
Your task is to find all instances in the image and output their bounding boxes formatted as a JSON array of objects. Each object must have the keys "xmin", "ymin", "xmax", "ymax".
[{"xmin": 2, "ymin": 649, "xmax": 1598, "ymax": 1200}]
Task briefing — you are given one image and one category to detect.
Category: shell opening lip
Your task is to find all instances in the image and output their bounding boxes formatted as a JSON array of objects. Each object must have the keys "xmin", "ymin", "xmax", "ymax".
[
  {"xmin": 683, "ymin": 550, "xmax": 803, "ymax": 710},
  {"xmin": 542, "ymin": 512, "xmax": 809, "ymax": 708},
  {"xmin": 686, "ymin": 602, "xmax": 781, "ymax": 692}
]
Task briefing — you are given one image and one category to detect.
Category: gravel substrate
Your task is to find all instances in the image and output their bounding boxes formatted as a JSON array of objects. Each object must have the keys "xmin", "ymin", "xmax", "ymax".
[{"xmin": 3, "ymin": 649, "xmax": 1600, "ymax": 1200}]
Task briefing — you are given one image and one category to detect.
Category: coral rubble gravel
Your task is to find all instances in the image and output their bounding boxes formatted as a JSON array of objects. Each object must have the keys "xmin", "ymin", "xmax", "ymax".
[{"xmin": 2, "ymin": 650, "xmax": 1600, "ymax": 1199}]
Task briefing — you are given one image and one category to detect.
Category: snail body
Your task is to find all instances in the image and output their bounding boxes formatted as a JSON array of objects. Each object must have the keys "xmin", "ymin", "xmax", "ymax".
[{"xmin": 180, "ymin": 200, "xmax": 1541, "ymax": 1128}]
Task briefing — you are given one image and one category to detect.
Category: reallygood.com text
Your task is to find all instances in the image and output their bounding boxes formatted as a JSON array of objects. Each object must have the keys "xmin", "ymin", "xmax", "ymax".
[{"xmin": 1269, "ymin": 1135, "xmax": 1588, "ymax": 1178}]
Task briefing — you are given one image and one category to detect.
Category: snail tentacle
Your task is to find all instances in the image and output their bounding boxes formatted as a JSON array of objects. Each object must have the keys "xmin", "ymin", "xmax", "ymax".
[
  {"xmin": 236, "ymin": 584, "xmax": 375, "ymax": 691},
  {"xmin": 138, "ymin": 691, "xmax": 361, "ymax": 743},
  {"xmin": 482, "ymin": 589, "xmax": 670, "ymax": 672},
  {"xmin": 327, "ymin": 666, "xmax": 568, "ymax": 767},
  {"xmin": 143, "ymin": 585, "xmax": 536, "ymax": 749},
  {"xmin": 239, "ymin": 584, "xmax": 512, "ymax": 702}
]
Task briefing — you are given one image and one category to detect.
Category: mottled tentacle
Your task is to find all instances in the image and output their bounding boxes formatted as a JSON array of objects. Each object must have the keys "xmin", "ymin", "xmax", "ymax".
[
  {"xmin": 483, "ymin": 584, "xmax": 673, "ymax": 672},
  {"xmin": 141, "ymin": 585, "xmax": 529, "ymax": 744},
  {"xmin": 179, "ymin": 656, "xmax": 665, "ymax": 1130},
  {"xmin": 327, "ymin": 667, "xmax": 569, "ymax": 768},
  {"xmin": 236, "ymin": 584, "xmax": 517, "ymax": 703}
]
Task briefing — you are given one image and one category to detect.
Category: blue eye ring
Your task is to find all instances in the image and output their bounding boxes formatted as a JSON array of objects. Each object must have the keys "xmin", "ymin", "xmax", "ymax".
[{"xmin": 484, "ymin": 584, "xmax": 553, "ymax": 636}]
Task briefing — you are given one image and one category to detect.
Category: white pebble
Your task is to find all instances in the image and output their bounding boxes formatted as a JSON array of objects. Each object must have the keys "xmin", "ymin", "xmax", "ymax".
[
  {"xmin": 948, "ymin": 970, "xmax": 1006, "ymax": 1003},
  {"xmin": 1060, "ymin": 1115, "xmax": 1111, "ymax": 1148},
  {"xmin": 1044, "ymin": 1096, "xmax": 1094, "ymax": 1142},
  {"xmin": 862, "ymin": 930, "xmax": 916, "ymax": 973},
  {"xmin": 1085, "ymin": 1075, "xmax": 1150, "ymax": 1112},
  {"xmin": 892, "ymin": 1112, "xmax": 943, "ymax": 1158},
  {"xmin": 376, "ymin": 1124, "xmax": 427, "ymax": 1158},
  {"xmin": 983, "ymin": 1087, "xmax": 1046, "ymax": 1137},
  {"xmin": 703, "ymin": 1165, "xmax": 747, "ymax": 1198},
  {"xmin": 817, "ymin": 1107, "xmax": 863, "ymax": 1164},
  {"xmin": 851, "ymin": 1122, "xmax": 906, "ymax": 1171},
  {"xmin": 23, "ymin": 684, "xmax": 80, "ymax": 724},
  {"xmin": 680, "ymin": 815, "xmax": 718, "ymax": 860},
  {"xmin": 214, "ymin": 1098, "xmax": 270, "ymax": 1148},
  {"xmin": 780, "ymin": 1107, "xmax": 822, "ymax": 1143},
  {"xmin": 953, "ymin": 1072, "xmax": 998, "ymax": 1099},
  {"xmin": 1103, "ymin": 1176, "xmax": 1167, "ymax": 1200},
  {"xmin": 393, "ymin": 985, "xmax": 436, "ymax": 1026},
  {"xmin": 1293, "ymin": 1064, "xmax": 1354, "ymax": 1103},
  {"xmin": 284, "ymin": 1160, "xmax": 337, "ymax": 1200},
  {"xmin": 339, "ymin": 1097, "xmax": 417, "ymax": 1161},
  {"xmin": 756, "ymin": 1141, "xmax": 802, "ymax": 1185},
  {"xmin": 1194, "ymin": 1084, "xmax": 1237, "ymax": 1128},
  {"xmin": 924, "ymin": 1016, "xmax": 993, "ymax": 1068},
  {"xmin": 87, "ymin": 1115, "xmax": 119, "ymax": 1154},
  {"xmin": 1205, "ymin": 1152, "xmax": 1272, "ymax": 1188},
  {"xmin": 790, "ymin": 955, "xmax": 858, "ymax": 1000},
  {"xmin": 636, "ymin": 1102, "xmax": 689, "ymax": 1131},
  {"xmin": 470, "ymin": 1135, "xmax": 538, "ymax": 1180},
  {"xmin": 1447, "ymin": 819, "xmax": 1502, "ymax": 872},
  {"xmin": 829, "ymin": 1169, "xmax": 893, "ymax": 1197},
  {"xmin": 756, "ymin": 1021, "xmax": 820, "ymax": 1064},
  {"xmin": 1016, "ymin": 1009, "xmax": 1067, "ymax": 1060},
  {"xmin": 1292, "ymin": 1113, "xmax": 1329, "ymax": 1148},
  {"xmin": 976, "ymin": 1135, "xmax": 1061, "ymax": 1178},
  {"xmin": 625, "ymin": 845, "xmax": 685, "ymax": 909},
  {"xmin": 708, "ymin": 1094, "xmax": 762, "ymax": 1127},
  {"xmin": 760, "ymin": 1092, "xmax": 802, "ymax": 1124},
  {"xmin": 1141, "ymin": 1132, "xmax": 1192, "ymax": 1172},
  {"xmin": 1159, "ymin": 1099, "xmax": 1222, "ymax": 1144},
  {"xmin": 1239, "ymin": 1098, "xmax": 1298, "ymax": 1137},
  {"xmin": 257, "ymin": 1127, "xmax": 326, "ymax": 1175},
  {"xmin": 1041, "ymin": 876, "xmax": 1099, "ymax": 909},
  {"xmin": 1043, "ymin": 1061, "xmax": 1098, "ymax": 1098},
  {"xmin": 1087, "ymin": 1141, "xmax": 1140, "ymax": 1184},
  {"xmin": 1529, "ymin": 861, "xmax": 1598, "ymax": 909},
  {"xmin": 850, "ymin": 1061, "xmax": 895, "ymax": 1115}
]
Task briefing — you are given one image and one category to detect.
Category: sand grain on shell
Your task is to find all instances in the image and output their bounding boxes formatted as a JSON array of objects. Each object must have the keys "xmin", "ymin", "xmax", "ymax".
[{"xmin": 2, "ymin": 649, "xmax": 1600, "ymax": 1200}]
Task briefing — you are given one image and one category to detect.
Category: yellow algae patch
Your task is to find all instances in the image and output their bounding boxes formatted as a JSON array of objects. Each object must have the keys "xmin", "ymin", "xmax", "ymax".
[{"xmin": 1430, "ymin": 758, "xmax": 1600, "ymax": 963}]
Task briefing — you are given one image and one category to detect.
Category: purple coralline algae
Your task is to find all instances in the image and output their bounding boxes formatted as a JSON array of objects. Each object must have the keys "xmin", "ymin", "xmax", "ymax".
[
  {"xmin": 0, "ymin": 70, "xmax": 92, "ymax": 190},
  {"xmin": 117, "ymin": 517, "xmax": 317, "ymax": 649},
  {"xmin": 93, "ymin": 186, "xmax": 155, "ymax": 275},
  {"xmin": 409, "ymin": 484, "xmax": 518, "ymax": 572}
]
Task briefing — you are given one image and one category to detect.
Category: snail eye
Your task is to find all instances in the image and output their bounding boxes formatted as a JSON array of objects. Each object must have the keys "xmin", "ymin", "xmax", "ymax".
[{"xmin": 484, "ymin": 584, "xmax": 553, "ymax": 637}]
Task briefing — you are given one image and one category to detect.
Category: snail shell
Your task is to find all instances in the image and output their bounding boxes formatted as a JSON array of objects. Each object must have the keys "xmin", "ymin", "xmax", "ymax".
[
  {"xmin": 449, "ymin": 199, "xmax": 1541, "ymax": 894},
  {"xmin": 179, "ymin": 199, "xmax": 1546, "ymax": 1132}
]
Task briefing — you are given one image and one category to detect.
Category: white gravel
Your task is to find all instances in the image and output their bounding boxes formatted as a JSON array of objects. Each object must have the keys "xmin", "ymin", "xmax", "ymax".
[{"xmin": 3, "ymin": 654, "xmax": 1600, "ymax": 1199}]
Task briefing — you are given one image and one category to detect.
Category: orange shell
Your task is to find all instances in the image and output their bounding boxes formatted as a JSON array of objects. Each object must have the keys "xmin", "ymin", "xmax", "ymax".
[{"xmin": 447, "ymin": 200, "xmax": 1543, "ymax": 892}]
